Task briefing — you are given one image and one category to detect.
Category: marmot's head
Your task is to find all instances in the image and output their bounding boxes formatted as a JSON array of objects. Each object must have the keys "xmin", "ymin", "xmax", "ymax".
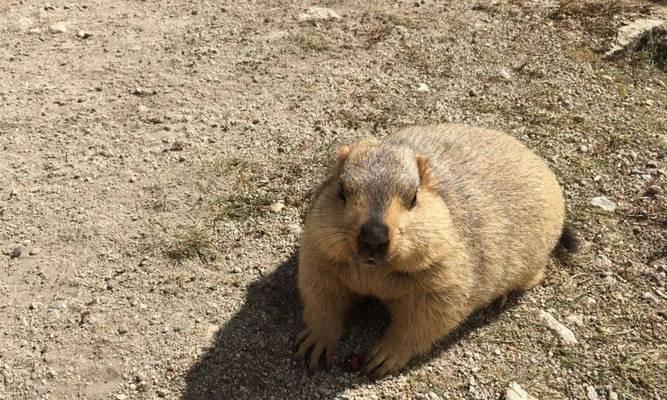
[{"xmin": 309, "ymin": 139, "xmax": 452, "ymax": 272}]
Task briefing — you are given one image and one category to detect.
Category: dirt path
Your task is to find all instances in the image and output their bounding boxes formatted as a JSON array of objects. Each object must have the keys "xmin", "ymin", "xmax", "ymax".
[{"xmin": 1, "ymin": 1, "xmax": 665, "ymax": 399}]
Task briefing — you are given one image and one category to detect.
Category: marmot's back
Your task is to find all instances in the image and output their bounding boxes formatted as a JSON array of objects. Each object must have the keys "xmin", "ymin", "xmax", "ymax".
[{"xmin": 389, "ymin": 124, "xmax": 565, "ymax": 294}]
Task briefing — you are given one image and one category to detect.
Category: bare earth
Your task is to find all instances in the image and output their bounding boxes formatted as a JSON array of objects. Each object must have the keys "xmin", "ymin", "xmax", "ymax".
[{"xmin": 1, "ymin": 1, "xmax": 665, "ymax": 399}]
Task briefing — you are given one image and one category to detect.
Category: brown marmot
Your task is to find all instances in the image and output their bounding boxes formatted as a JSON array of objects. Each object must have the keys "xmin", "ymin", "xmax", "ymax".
[{"xmin": 295, "ymin": 124, "xmax": 578, "ymax": 377}]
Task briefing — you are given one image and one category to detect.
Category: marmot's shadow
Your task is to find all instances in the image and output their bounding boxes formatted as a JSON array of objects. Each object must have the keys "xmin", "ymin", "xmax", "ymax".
[{"xmin": 182, "ymin": 253, "xmax": 521, "ymax": 399}]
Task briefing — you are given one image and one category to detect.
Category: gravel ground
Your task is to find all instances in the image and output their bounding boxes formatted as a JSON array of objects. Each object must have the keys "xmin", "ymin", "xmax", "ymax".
[{"xmin": 1, "ymin": 1, "xmax": 665, "ymax": 399}]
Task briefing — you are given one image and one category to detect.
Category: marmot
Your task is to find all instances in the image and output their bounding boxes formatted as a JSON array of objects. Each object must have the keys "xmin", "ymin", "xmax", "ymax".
[{"xmin": 295, "ymin": 124, "xmax": 578, "ymax": 377}]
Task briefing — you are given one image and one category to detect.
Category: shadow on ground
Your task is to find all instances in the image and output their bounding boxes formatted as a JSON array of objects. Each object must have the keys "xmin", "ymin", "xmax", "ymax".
[{"xmin": 181, "ymin": 252, "xmax": 523, "ymax": 399}]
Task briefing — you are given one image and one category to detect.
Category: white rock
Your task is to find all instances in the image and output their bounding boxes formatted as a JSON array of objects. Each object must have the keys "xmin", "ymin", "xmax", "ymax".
[
  {"xmin": 298, "ymin": 7, "xmax": 341, "ymax": 23},
  {"xmin": 596, "ymin": 255, "xmax": 613, "ymax": 269},
  {"xmin": 269, "ymin": 201, "xmax": 285, "ymax": 213},
  {"xmin": 608, "ymin": 391, "xmax": 619, "ymax": 400},
  {"xmin": 606, "ymin": 18, "xmax": 667, "ymax": 56},
  {"xmin": 417, "ymin": 83, "xmax": 430, "ymax": 93},
  {"xmin": 586, "ymin": 385, "xmax": 599, "ymax": 400},
  {"xmin": 539, "ymin": 310, "xmax": 578, "ymax": 345},
  {"xmin": 590, "ymin": 196, "xmax": 616, "ymax": 212},
  {"xmin": 565, "ymin": 313, "xmax": 584, "ymax": 327},
  {"xmin": 641, "ymin": 291, "xmax": 658, "ymax": 303},
  {"xmin": 499, "ymin": 67, "xmax": 512, "ymax": 80},
  {"xmin": 287, "ymin": 224, "xmax": 302, "ymax": 236},
  {"xmin": 49, "ymin": 23, "xmax": 67, "ymax": 34},
  {"xmin": 504, "ymin": 382, "xmax": 538, "ymax": 400}
]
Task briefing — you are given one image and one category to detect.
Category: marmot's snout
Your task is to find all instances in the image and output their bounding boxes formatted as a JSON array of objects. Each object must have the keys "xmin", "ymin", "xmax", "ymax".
[{"xmin": 357, "ymin": 219, "xmax": 390, "ymax": 264}]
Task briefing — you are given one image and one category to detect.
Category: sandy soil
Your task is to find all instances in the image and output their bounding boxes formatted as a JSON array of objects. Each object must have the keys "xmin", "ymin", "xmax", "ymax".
[{"xmin": 1, "ymin": 1, "xmax": 665, "ymax": 399}]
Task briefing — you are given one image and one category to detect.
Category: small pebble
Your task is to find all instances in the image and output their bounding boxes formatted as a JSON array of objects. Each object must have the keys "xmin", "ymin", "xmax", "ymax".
[
  {"xmin": 539, "ymin": 310, "xmax": 578, "ymax": 345},
  {"xmin": 565, "ymin": 313, "xmax": 584, "ymax": 327},
  {"xmin": 269, "ymin": 201, "xmax": 285, "ymax": 213},
  {"xmin": 586, "ymin": 385, "xmax": 599, "ymax": 400},
  {"xmin": 29, "ymin": 247, "xmax": 41, "ymax": 256},
  {"xmin": 118, "ymin": 325, "xmax": 128, "ymax": 334},
  {"xmin": 646, "ymin": 185, "xmax": 661, "ymax": 196},
  {"xmin": 49, "ymin": 23, "xmax": 67, "ymax": 34},
  {"xmin": 9, "ymin": 247, "xmax": 22, "ymax": 259},
  {"xmin": 287, "ymin": 224, "xmax": 302, "ymax": 236},
  {"xmin": 499, "ymin": 67, "xmax": 512, "ymax": 80},
  {"xmin": 642, "ymin": 292, "xmax": 658, "ymax": 303},
  {"xmin": 590, "ymin": 196, "xmax": 616, "ymax": 212},
  {"xmin": 504, "ymin": 382, "xmax": 537, "ymax": 400},
  {"xmin": 298, "ymin": 7, "xmax": 341, "ymax": 23},
  {"xmin": 342, "ymin": 352, "xmax": 363, "ymax": 373},
  {"xmin": 416, "ymin": 83, "xmax": 430, "ymax": 93},
  {"xmin": 77, "ymin": 30, "xmax": 92, "ymax": 39}
]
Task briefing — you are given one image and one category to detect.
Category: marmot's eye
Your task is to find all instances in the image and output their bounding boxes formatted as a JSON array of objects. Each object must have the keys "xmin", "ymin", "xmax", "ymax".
[
  {"xmin": 338, "ymin": 185, "xmax": 347, "ymax": 203},
  {"xmin": 408, "ymin": 191, "xmax": 417, "ymax": 210}
]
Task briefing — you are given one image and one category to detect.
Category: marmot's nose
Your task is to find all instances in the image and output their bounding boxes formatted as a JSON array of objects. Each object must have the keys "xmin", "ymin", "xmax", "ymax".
[{"xmin": 359, "ymin": 221, "xmax": 389, "ymax": 256}]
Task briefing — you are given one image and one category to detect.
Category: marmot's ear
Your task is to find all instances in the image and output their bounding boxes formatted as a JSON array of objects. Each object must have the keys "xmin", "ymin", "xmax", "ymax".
[
  {"xmin": 416, "ymin": 155, "xmax": 430, "ymax": 186},
  {"xmin": 334, "ymin": 145, "xmax": 351, "ymax": 177}
]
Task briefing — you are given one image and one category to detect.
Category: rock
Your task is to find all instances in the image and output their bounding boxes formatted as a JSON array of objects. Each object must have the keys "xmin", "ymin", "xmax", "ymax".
[
  {"xmin": 51, "ymin": 301, "xmax": 67, "ymax": 310},
  {"xmin": 287, "ymin": 224, "xmax": 302, "ymax": 236},
  {"xmin": 646, "ymin": 160, "xmax": 658, "ymax": 168},
  {"xmin": 118, "ymin": 325, "xmax": 128, "ymax": 335},
  {"xmin": 590, "ymin": 196, "xmax": 616, "ymax": 212},
  {"xmin": 596, "ymin": 254, "xmax": 613, "ymax": 269},
  {"xmin": 643, "ymin": 99, "xmax": 655, "ymax": 107},
  {"xmin": 539, "ymin": 310, "xmax": 578, "ymax": 345},
  {"xmin": 601, "ymin": 75, "xmax": 614, "ymax": 83},
  {"xmin": 586, "ymin": 385, "xmax": 599, "ymax": 400},
  {"xmin": 608, "ymin": 391, "xmax": 618, "ymax": 400},
  {"xmin": 642, "ymin": 292, "xmax": 658, "ymax": 303},
  {"xmin": 77, "ymin": 30, "xmax": 92, "ymax": 39},
  {"xmin": 565, "ymin": 313, "xmax": 584, "ymax": 327},
  {"xmin": 499, "ymin": 67, "xmax": 512, "ymax": 80},
  {"xmin": 646, "ymin": 185, "xmax": 662, "ymax": 196},
  {"xmin": 416, "ymin": 83, "xmax": 430, "ymax": 93},
  {"xmin": 9, "ymin": 247, "xmax": 22, "ymax": 259},
  {"xmin": 28, "ymin": 247, "xmax": 41, "ymax": 256},
  {"xmin": 298, "ymin": 7, "xmax": 341, "ymax": 23},
  {"xmin": 28, "ymin": 28, "xmax": 42, "ymax": 35},
  {"xmin": 606, "ymin": 18, "xmax": 666, "ymax": 56},
  {"xmin": 49, "ymin": 23, "xmax": 67, "ymax": 33},
  {"xmin": 116, "ymin": 394, "xmax": 127, "ymax": 400},
  {"xmin": 504, "ymin": 382, "xmax": 537, "ymax": 400},
  {"xmin": 269, "ymin": 201, "xmax": 285, "ymax": 213},
  {"xmin": 170, "ymin": 141, "xmax": 185, "ymax": 151}
]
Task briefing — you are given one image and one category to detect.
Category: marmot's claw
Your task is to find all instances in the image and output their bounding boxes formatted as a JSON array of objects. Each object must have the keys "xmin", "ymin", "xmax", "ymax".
[
  {"xmin": 295, "ymin": 328, "xmax": 337, "ymax": 370},
  {"xmin": 362, "ymin": 340, "xmax": 410, "ymax": 378}
]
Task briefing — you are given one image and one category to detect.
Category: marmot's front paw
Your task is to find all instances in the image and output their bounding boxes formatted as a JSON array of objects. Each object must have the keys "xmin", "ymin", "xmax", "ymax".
[
  {"xmin": 362, "ymin": 338, "xmax": 414, "ymax": 378},
  {"xmin": 295, "ymin": 328, "xmax": 339, "ymax": 370}
]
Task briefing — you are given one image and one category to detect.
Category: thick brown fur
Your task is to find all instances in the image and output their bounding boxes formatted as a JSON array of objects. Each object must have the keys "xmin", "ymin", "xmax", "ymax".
[{"xmin": 296, "ymin": 124, "xmax": 574, "ymax": 377}]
